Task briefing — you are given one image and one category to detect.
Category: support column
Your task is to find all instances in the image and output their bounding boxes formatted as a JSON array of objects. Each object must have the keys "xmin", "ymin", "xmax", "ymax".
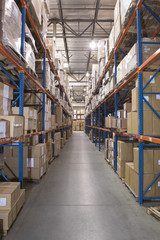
[
  {"xmin": 137, "ymin": 6, "xmax": 143, "ymax": 205},
  {"xmin": 19, "ymin": 6, "xmax": 26, "ymax": 188},
  {"xmin": 114, "ymin": 52, "xmax": 118, "ymax": 172},
  {"xmin": 42, "ymin": 51, "xmax": 46, "ymax": 143},
  {"xmin": 52, "ymin": 102, "xmax": 55, "ymax": 159}
]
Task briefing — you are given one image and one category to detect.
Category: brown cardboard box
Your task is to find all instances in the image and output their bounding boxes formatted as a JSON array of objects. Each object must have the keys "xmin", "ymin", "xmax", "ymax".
[
  {"xmin": 27, "ymin": 156, "xmax": 43, "ymax": 169},
  {"xmin": 153, "ymin": 111, "xmax": 160, "ymax": 135},
  {"xmin": 133, "ymin": 148, "xmax": 154, "ymax": 174},
  {"xmin": 117, "ymin": 110, "xmax": 124, "ymax": 119},
  {"xmin": 133, "ymin": 172, "xmax": 155, "ymax": 197},
  {"xmin": 153, "ymin": 150, "xmax": 160, "ymax": 174},
  {"xmin": 0, "ymin": 120, "xmax": 10, "ymax": 138},
  {"xmin": 0, "ymin": 116, "xmax": 24, "ymax": 137},
  {"xmin": 123, "ymin": 102, "xmax": 132, "ymax": 112},
  {"xmin": 154, "ymin": 175, "xmax": 160, "ymax": 197},
  {"xmin": 51, "ymin": 115, "xmax": 56, "ymax": 129},
  {"xmin": 131, "ymin": 111, "xmax": 153, "ymax": 135},
  {"xmin": 118, "ymin": 141, "xmax": 133, "ymax": 161},
  {"xmin": 105, "ymin": 116, "xmax": 114, "ymax": 128},
  {"xmin": 0, "ymin": 209, "xmax": 12, "ymax": 231},
  {"xmin": 117, "ymin": 118, "xmax": 127, "ymax": 129},
  {"xmin": 127, "ymin": 112, "xmax": 132, "ymax": 133},
  {"xmin": 117, "ymin": 157, "xmax": 125, "ymax": 179},
  {"xmin": 28, "ymin": 143, "xmax": 46, "ymax": 158},
  {"xmin": 55, "ymin": 106, "xmax": 62, "ymax": 127},
  {"xmin": 30, "ymin": 135, "xmax": 39, "ymax": 146},
  {"xmin": 0, "ymin": 187, "xmax": 17, "ymax": 210},
  {"xmin": 0, "ymin": 183, "xmax": 20, "ymax": 201},
  {"xmin": 132, "ymin": 87, "xmax": 152, "ymax": 112},
  {"xmin": 112, "ymin": 118, "xmax": 117, "ymax": 128},
  {"xmin": 125, "ymin": 162, "xmax": 133, "ymax": 186},
  {"xmin": 151, "ymin": 86, "xmax": 160, "ymax": 111}
]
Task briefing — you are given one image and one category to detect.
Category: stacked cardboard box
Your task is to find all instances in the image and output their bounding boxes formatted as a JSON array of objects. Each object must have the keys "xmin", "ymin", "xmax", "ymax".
[
  {"xmin": 125, "ymin": 148, "xmax": 160, "ymax": 197},
  {"xmin": 3, "ymin": 146, "xmax": 29, "ymax": 179},
  {"xmin": 0, "ymin": 116, "xmax": 24, "ymax": 137},
  {"xmin": 0, "ymin": 83, "xmax": 13, "ymax": 116},
  {"xmin": 105, "ymin": 138, "xmax": 115, "ymax": 168},
  {"xmin": 127, "ymin": 72, "xmax": 160, "ymax": 135},
  {"xmin": 28, "ymin": 143, "xmax": 47, "ymax": 180},
  {"xmin": 120, "ymin": 0, "xmax": 136, "ymax": 28},
  {"xmin": 12, "ymin": 107, "xmax": 37, "ymax": 132},
  {"xmin": 55, "ymin": 106, "xmax": 63, "ymax": 127},
  {"xmin": 0, "ymin": 182, "xmax": 25, "ymax": 235},
  {"xmin": 114, "ymin": 0, "xmax": 122, "ymax": 44},
  {"xmin": 117, "ymin": 141, "xmax": 138, "ymax": 179},
  {"xmin": 54, "ymin": 132, "xmax": 61, "ymax": 157}
]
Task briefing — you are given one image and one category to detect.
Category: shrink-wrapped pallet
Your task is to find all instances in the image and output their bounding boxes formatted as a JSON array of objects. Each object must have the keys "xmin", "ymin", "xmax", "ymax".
[{"xmin": 0, "ymin": 0, "xmax": 21, "ymax": 54}]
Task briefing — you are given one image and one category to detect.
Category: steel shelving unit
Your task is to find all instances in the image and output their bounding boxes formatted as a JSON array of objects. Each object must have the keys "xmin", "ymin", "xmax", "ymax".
[
  {"xmin": 85, "ymin": 0, "xmax": 160, "ymax": 204},
  {"xmin": 0, "ymin": 0, "xmax": 72, "ymax": 187}
]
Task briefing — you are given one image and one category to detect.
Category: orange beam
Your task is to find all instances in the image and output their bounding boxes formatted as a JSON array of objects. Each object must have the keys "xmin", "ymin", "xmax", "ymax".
[
  {"xmin": 139, "ymin": 48, "xmax": 160, "ymax": 71},
  {"xmin": 0, "ymin": 78, "xmax": 19, "ymax": 91},
  {"xmin": 152, "ymin": 27, "xmax": 160, "ymax": 38}
]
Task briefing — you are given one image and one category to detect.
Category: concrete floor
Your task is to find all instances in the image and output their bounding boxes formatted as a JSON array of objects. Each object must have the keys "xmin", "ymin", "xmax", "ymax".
[{"xmin": 5, "ymin": 132, "xmax": 160, "ymax": 240}]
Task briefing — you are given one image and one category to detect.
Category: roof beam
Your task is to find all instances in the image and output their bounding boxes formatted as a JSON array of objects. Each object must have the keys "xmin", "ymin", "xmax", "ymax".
[
  {"xmin": 57, "ymin": 0, "xmax": 70, "ymax": 72},
  {"xmin": 49, "ymin": 18, "xmax": 113, "ymax": 24}
]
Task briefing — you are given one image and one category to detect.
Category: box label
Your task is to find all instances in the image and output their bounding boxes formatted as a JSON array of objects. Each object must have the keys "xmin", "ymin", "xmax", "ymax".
[
  {"xmin": 0, "ymin": 198, "xmax": 6, "ymax": 206},
  {"xmin": 27, "ymin": 158, "xmax": 34, "ymax": 168},
  {"xmin": 144, "ymin": 96, "xmax": 149, "ymax": 101},
  {"xmin": 156, "ymin": 95, "xmax": 160, "ymax": 100},
  {"xmin": 158, "ymin": 160, "xmax": 160, "ymax": 166},
  {"xmin": 158, "ymin": 181, "xmax": 160, "ymax": 187},
  {"xmin": 150, "ymin": 75, "xmax": 155, "ymax": 84}
]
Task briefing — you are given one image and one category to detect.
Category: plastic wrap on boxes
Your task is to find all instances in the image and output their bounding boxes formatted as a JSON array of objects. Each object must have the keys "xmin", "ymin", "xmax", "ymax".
[
  {"xmin": 45, "ymin": 62, "xmax": 51, "ymax": 90},
  {"xmin": 0, "ymin": 0, "xmax": 21, "ymax": 54},
  {"xmin": 120, "ymin": 0, "xmax": 136, "ymax": 28},
  {"xmin": 97, "ymin": 39, "xmax": 108, "ymax": 62},
  {"xmin": 114, "ymin": 0, "xmax": 121, "ymax": 23},
  {"xmin": 46, "ymin": 38, "xmax": 54, "ymax": 60},
  {"xmin": 28, "ymin": 0, "xmax": 42, "ymax": 27},
  {"xmin": 25, "ymin": 25, "xmax": 37, "ymax": 53},
  {"xmin": 24, "ymin": 42, "xmax": 36, "ymax": 72},
  {"xmin": 41, "ymin": 2, "xmax": 48, "ymax": 41},
  {"xmin": 42, "ymin": 0, "xmax": 50, "ymax": 14},
  {"xmin": 109, "ymin": 26, "xmax": 115, "ymax": 56}
]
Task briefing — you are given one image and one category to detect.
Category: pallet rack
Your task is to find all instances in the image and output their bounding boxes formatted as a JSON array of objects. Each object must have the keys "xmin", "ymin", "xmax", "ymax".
[
  {"xmin": 0, "ymin": 0, "xmax": 72, "ymax": 187},
  {"xmin": 85, "ymin": 0, "xmax": 160, "ymax": 204}
]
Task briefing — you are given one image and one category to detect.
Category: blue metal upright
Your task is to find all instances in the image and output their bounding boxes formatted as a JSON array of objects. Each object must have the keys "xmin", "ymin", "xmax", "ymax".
[
  {"xmin": 137, "ymin": 5, "xmax": 143, "ymax": 205},
  {"xmin": 95, "ymin": 110, "xmax": 97, "ymax": 146},
  {"xmin": 42, "ymin": 51, "xmax": 46, "ymax": 143},
  {"xmin": 52, "ymin": 102, "xmax": 55, "ymax": 159},
  {"xmin": 19, "ymin": 6, "xmax": 26, "ymax": 188},
  {"xmin": 114, "ymin": 52, "xmax": 118, "ymax": 172}
]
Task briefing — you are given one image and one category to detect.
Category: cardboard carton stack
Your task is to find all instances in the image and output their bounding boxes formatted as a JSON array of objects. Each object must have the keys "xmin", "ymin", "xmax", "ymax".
[
  {"xmin": 0, "ymin": 83, "xmax": 13, "ymax": 116},
  {"xmin": 54, "ymin": 132, "xmax": 61, "ymax": 157},
  {"xmin": 28, "ymin": 143, "xmax": 47, "ymax": 180},
  {"xmin": 117, "ymin": 141, "xmax": 138, "ymax": 179},
  {"xmin": 0, "ymin": 116, "xmax": 24, "ymax": 138},
  {"xmin": 12, "ymin": 107, "xmax": 37, "ymax": 132},
  {"xmin": 127, "ymin": 72, "xmax": 160, "ymax": 135},
  {"xmin": 3, "ymin": 146, "xmax": 29, "ymax": 179},
  {"xmin": 120, "ymin": 0, "xmax": 136, "ymax": 28},
  {"xmin": 0, "ymin": 182, "xmax": 25, "ymax": 235},
  {"xmin": 46, "ymin": 133, "xmax": 53, "ymax": 163},
  {"xmin": 125, "ymin": 147, "xmax": 160, "ymax": 197},
  {"xmin": 55, "ymin": 106, "xmax": 63, "ymax": 127},
  {"xmin": 105, "ymin": 138, "xmax": 115, "ymax": 168},
  {"xmin": 114, "ymin": 0, "xmax": 122, "ymax": 44}
]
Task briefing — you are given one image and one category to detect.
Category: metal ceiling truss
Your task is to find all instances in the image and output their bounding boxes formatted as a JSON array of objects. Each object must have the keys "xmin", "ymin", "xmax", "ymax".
[
  {"xmin": 68, "ymin": 73, "xmax": 86, "ymax": 82},
  {"xmin": 87, "ymin": 0, "xmax": 101, "ymax": 71}
]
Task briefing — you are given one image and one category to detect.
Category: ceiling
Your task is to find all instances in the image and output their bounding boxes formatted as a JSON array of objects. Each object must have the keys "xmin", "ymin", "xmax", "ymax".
[{"xmin": 47, "ymin": 0, "xmax": 116, "ymax": 105}]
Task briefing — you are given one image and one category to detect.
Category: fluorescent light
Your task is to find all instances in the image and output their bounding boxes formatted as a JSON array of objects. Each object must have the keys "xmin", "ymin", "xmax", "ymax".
[
  {"xmin": 64, "ymin": 63, "xmax": 69, "ymax": 68},
  {"xmin": 53, "ymin": 37, "xmax": 56, "ymax": 41},
  {"xmin": 86, "ymin": 72, "xmax": 90, "ymax": 77},
  {"xmin": 90, "ymin": 40, "xmax": 96, "ymax": 50}
]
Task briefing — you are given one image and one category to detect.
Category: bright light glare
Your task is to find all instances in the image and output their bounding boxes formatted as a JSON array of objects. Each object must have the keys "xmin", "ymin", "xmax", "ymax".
[
  {"xmin": 86, "ymin": 72, "xmax": 90, "ymax": 77},
  {"xmin": 90, "ymin": 41, "xmax": 96, "ymax": 50},
  {"xmin": 64, "ymin": 63, "xmax": 69, "ymax": 68}
]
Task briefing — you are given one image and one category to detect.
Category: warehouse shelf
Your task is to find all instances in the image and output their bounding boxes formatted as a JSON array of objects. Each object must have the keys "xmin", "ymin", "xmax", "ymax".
[
  {"xmin": 0, "ymin": 0, "xmax": 72, "ymax": 187},
  {"xmin": 19, "ymin": 0, "xmax": 72, "ymax": 109},
  {"xmin": 85, "ymin": 0, "xmax": 160, "ymax": 204}
]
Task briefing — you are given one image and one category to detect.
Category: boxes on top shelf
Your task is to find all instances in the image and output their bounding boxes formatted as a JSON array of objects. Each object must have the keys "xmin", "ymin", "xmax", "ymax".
[
  {"xmin": 114, "ymin": 0, "xmax": 122, "ymax": 44},
  {"xmin": 28, "ymin": 0, "xmax": 42, "ymax": 27},
  {"xmin": 42, "ymin": 0, "xmax": 50, "ymax": 14},
  {"xmin": 120, "ymin": 0, "xmax": 136, "ymax": 28},
  {"xmin": 0, "ymin": 0, "xmax": 22, "ymax": 54},
  {"xmin": 109, "ymin": 25, "xmax": 115, "ymax": 56}
]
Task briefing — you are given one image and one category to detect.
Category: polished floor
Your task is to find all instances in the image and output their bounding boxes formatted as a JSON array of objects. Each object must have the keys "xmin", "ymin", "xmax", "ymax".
[{"xmin": 5, "ymin": 132, "xmax": 160, "ymax": 240}]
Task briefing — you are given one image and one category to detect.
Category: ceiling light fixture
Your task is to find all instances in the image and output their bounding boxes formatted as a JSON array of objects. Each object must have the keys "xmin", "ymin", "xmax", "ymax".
[
  {"xmin": 86, "ymin": 72, "xmax": 90, "ymax": 77},
  {"xmin": 90, "ymin": 40, "xmax": 96, "ymax": 50}
]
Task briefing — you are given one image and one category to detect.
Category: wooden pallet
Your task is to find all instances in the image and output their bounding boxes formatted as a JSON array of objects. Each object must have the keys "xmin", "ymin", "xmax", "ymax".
[
  {"xmin": 147, "ymin": 207, "xmax": 160, "ymax": 221},
  {"xmin": 24, "ymin": 129, "xmax": 37, "ymax": 135}
]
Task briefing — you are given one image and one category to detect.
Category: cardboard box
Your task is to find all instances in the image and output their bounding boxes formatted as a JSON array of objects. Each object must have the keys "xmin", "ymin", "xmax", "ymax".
[
  {"xmin": 28, "ymin": 143, "xmax": 46, "ymax": 158},
  {"xmin": 0, "ymin": 97, "xmax": 11, "ymax": 115},
  {"xmin": 127, "ymin": 112, "xmax": 132, "ymax": 134},
  {"xmin": 51, "ymin": 115, "xmax": 56, "ymax": 129},
  {"xmin": 118, "ymin": 141, "xmax": 133, "ymax": 161},
  {"xmin": 154, "ymin": 175, "xmax": 160, "ymax": 197},
  {"xmin": 123, "ymin": 102, "xmax": 132, "ymax": 112},
  {"xmin": 117, "ymin": 118, "xmax": 127, "ymax": 129},
  {"xmin": 153, "ymin": 150, "xmax": 160, "ymax": 174},
  {"xmin": 153, "ymin": 111, "xmax": 160, "ymax": 135},
  {"xmin": 0, "ymin": 120, "xmax": 10, "ymax": 138},
  {"xmin": 133, "ymin": 147, "xmax": 154, "ymax": 174},
  {"xmin": 0, "ymin": 187, "xmax": 17, "ymax": 210},
  {"xmin": 132, "ymin": 87, "xmax": 152, "ymax": 112},
  {"xmin": 0, "ymin": 116, "xmax": 24, "ymax": 137},
  {"xmin": 125, "ymin": 162, "xmax": 133, "ymax": 186},
  {"xmin": 117, "ymin": 157, "xmax": 125, "ymax": 179},
  {"xmin": 30, "ymin": 135, "xmax": 39, "ymax": 146}
]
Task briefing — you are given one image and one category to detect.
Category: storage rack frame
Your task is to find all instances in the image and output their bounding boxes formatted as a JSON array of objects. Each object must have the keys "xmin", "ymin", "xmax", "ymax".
[
  {"xmin": 0, "ymin": 0, "xmax": 72, "ymax": 187},
  {"xmin": 85, "ymin": 0, "xmax": 160, "ymax": 204}
]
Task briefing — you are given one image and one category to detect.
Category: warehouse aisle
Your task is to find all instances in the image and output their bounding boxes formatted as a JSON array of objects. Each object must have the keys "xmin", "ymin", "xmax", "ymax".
[{"xmin": 5, "ymin": 132, "xmax": 160, "ymax": 240}]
